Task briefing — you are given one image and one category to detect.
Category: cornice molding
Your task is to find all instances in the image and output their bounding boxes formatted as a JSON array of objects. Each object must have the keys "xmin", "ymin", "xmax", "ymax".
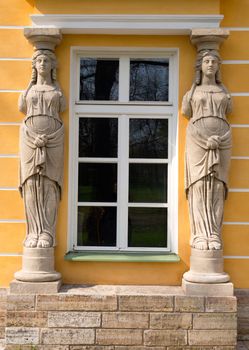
[{"xmin": 30, "ymin": 14, "xmax": 223, "ymax": 35}]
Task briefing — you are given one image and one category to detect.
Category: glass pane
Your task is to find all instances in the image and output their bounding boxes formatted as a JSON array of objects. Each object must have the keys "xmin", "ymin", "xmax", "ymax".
[
  {"xmin": 79, "ymin": 118, "xmax": 118, "ymax": 157},
  {"xmin": 129, "ymin": 119, "xmax": 168, "ymax": 158},
  {"xmin": 128, "ymin": 208, "xmax": 167, "ymax": 247},
  {"xmin": 78, "ymin": 163, "xmax": 117, "ymax": 202},
  {"xmin": 129, "ymin": 59, "xmax": 169, "ymax": 101},
  {"xmin": 78, "ymin": 206, "xmax": 116, "ymax": 246},
  {"xmin": 79, "ymin": 58, "xmax": 119, "ymax": 100},
  {"xmin": 129, "ymin": 164, "xmax": 167, "ymax": 203}
]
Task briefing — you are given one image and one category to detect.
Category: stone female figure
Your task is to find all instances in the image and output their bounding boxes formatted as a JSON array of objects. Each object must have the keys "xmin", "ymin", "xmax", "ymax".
[
  {"xmin": 19, "ymin": 49, "xmax": 65, "ymax": 248},
  {"xmin": 182, "ymin": 50, "xmax": 232, "ymax": 250}
]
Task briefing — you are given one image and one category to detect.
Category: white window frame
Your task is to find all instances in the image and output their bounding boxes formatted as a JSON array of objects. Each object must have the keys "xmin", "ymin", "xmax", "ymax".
[{"xmin": 68, "ymin": 47, "xmax": 179, "ymax": 253}]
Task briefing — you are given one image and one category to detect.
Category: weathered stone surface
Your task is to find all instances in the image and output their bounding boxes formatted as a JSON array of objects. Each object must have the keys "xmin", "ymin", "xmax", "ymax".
[
  {"xmin": 6, "ymin": 327, "xmax": 39, "ymax": 345},
  {"xmin": 167, "ymin": 347, "xmax": 236, "ymax": 350},
  {"xmin": 7, "ymin": 311, "xmax": 47, "ymax": 327},
  {"xmin": 70, "ymin": 347, "xmax": 115, "ymax": 350},
  {"xmin": 10, "ymin": 280, "xmax": 62, "ymax": 294},
  {"xmin": 41, "ymin": 328, "xmax": 95, "ymax": 345},
  {"xmin": 96, "ymin": 329, "xmax": 143, "ymax": 345},
  {"xmin": 144, "ymin": 330, "xmax": 187, "ymax": 346},
  {"xmin": 115, "ymin": 347, "xmax": 165, "ymax": 350},
  {"xmin": 0, "ymin": 294, "xmax": 7, "ymax": 311},
  {"xmin": 238, "ymin": 317, "xmax": 249, "ymax": 340},
  {"xmin": 175, "ymin": 296, "xmax": 204, "ymax": 312},
  {"xmin": 205, "ymin": 297, "xmax": 237, "ymax": 312},
  {"xmin": 5, "ymin": 346, "xmax": 69, "ymax": 350},
  {"xmin": 37, "ymin": 294, "xmax": 117, "ymax": 311},
  {"xmin": 0, "ymin": 311, "xmax": 6, "ymax": 327},
  {"xmin": 7, "ymin": 295, "xmax": 35, "ymax": 311},
  {"xmin": 48, "ymin": 311, "xmax": 101, "ymax": 328},
  {"xmin": 102, "ymin": 312, "xmax": 149, "ymax": 329},
  {"xmin": 119, "ymin": 295, "xmax": 173, "ymax": 311},
  {"xmin": 193, "ymin": 313, "xmax": 237, "ymax": 329},
  {"xmin": 188, "ymin": 330, "xmax": 237, "ymax": 346},
  {"xmin": 150, "ymin": 312, "xmax": 192, "ymax": 330}
]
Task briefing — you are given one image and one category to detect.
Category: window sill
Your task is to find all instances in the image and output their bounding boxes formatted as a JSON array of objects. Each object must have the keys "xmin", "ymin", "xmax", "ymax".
[{"xmin": 64, "ymin": 251, "xmax": 180, "ymax": 263}]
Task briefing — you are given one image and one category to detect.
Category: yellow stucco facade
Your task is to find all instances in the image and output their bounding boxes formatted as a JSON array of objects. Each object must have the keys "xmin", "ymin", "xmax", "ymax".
[{"xmin": 0, "ymin": 0, "xmax": 249, "ymax": 287}]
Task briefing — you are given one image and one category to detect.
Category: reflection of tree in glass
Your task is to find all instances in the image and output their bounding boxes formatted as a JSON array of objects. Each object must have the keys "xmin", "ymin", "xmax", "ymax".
[
  {"xmin": 130, "ymin": 59, "xmax": 169, "ymax": 101},
  {"xmin": 79, "ymin": 118, "xmax": 118, "ymax": 158},
  {"xmin": 129, "ymin": 119, "xmax": 168, "ymax": 158},
  {"xmin": 80, "ymin": 59, "xmax": 119, "ymax": 100}
]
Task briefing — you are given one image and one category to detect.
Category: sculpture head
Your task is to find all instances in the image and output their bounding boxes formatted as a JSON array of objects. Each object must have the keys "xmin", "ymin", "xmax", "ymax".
[
  {"xmin": 195, "ymin": 50, "xmax": 222, "ymax": 85},
  {"xmin": 31, "ymin": 49, "xmax": 57, "ymax": 83}
]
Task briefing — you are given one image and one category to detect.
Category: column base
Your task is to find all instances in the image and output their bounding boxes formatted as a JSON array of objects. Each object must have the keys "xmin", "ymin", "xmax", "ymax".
[
  {"xmin": 182, "ymin": 278, "xmax": 234, "ymax": 296},
  {"xmin": 14, "ymin": 247, "xmax": 61, "ymax": 282},
  {"xmin": 183, "ymin": 247, "xmax": 230, "ymax": 284},
  {"xmin": 10, "ymin": 279, "xmax": 62, "ymax": 294}
]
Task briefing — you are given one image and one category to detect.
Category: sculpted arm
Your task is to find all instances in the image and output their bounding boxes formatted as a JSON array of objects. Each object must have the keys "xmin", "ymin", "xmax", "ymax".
[
  {"xmin": 18, "ymin": 93, "xmax": 27, "ymax": 114},
  {"xmin": 182, "ymin": 90, "xmax": 192, "ymax": 119}
]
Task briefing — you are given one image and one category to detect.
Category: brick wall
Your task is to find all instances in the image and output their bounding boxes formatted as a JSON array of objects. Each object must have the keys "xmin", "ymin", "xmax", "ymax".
[{"xmin": 0, "ymin": 285, "xmax": 237, "ymax": 349}]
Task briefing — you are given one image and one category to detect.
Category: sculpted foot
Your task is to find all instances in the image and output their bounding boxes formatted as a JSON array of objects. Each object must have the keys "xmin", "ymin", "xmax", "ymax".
[
  {"xmin": 208, "ymin": 241, "xmax": 222, "ymax": 250},
  {"xmin": 24, "ymin": 236, "xmax": 38, "ymax": 248},
  {"xmin": 192, "ymin": 241, "xmax": 208, "ymax": 250},
  {"xmin": 37, "ymin": 233, "xmax": 53, "ymax": 248}
]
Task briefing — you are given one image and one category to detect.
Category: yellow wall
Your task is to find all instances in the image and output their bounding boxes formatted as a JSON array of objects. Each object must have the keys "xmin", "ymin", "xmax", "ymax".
[{"xmin": 1, "ymin": 0, "xmax": 249, "ymax": 287}]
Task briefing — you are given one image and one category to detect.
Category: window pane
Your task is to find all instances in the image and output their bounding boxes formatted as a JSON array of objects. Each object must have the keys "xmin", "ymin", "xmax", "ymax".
[
  {"xmin": 129, "ymin": 119, "xmax": 168, "ymax": 158},
  {"xmin": 128, "ymin": 208, "xmax": 167, "ymax": 247},
  {"xmin": 79, "ymin": 58, "xmax": 119, "ymax": 100},
  {"xmin": 129, "ymin": 59, "xmax": 169, "ymax": 102},
  {"xmin": 79, "ymin": 118, "xmax": 118, "ymax": 157},
  {"xmin": 78, "ymin": 206, "xmax": 116, "ymax": 246},
  {"xmin": 78, "ymin": 163, "xmax": 117, "ymax": 202},
  {"xmin": 129, "ymin": 164, "xmax": 167, "ymax": 203}
]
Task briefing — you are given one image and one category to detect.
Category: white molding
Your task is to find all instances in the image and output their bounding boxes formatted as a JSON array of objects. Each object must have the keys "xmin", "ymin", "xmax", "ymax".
[
  {"xmin": 229, "ymin": 188, "xmax": 249, "ymax": 193},
  {"xmin": 30, "ymin": 14, "xmax": 223, "ymax": 35},
  {"xmin": 224, "ymin": 221, "xmax": 249, "ymax": 225},
  {"xmin": 0, "ymin": 154, "xmax": 19, "ymax": 158},
  {"xmin": 231, "ymin": 93, "xmax": 249, "ymax": 96},
  {"xmin": 0, "ymin": 26, "xmax": 25, "ymax": 29},
  {"xmin": 224, "ymin": 256, "xmax": 249, "ymax": 259},
  {"xmin": 223, "ymin": 27, "xmax": 249, "ymax": 31},
  {"xmin": 0, "ymin": 58, "xmax": 31, "ymax": 61},
  {"xmin": 223, "ymin": 60, "xmax": 249, "ymax": 64},
  {"xmin": 0, "ymin": 219, "xmax": 25, "ymax": 223},
  {"xmin": 231, "ymin": 124, "xmax": 249, "ymax": 128}
]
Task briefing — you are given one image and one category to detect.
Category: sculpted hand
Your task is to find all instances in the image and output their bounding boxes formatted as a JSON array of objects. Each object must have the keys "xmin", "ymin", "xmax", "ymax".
[
  {"xmin": 34, "ymin": 134, "xmax": 48, "ymax": 148},
  {"xmin": 206, "ymin": 135, "xmax": 221, "ymax": 150}
]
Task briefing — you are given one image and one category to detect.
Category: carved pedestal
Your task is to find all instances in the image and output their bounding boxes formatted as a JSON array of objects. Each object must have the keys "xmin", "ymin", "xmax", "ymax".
[
  {"xmin": 14, "ymin": 247, "xmax": 61, "ymax": 282},
  {"xmin": 182, "ymin": 249, "xmax": 233, "ymax": 296}
]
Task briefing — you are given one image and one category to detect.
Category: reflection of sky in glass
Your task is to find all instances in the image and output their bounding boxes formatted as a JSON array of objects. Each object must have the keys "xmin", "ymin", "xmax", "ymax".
[
  {"xmin": 130, "ymin": 59, "xmax": 169, "ymax": 102},
  {"xmin": 129, "ymin": 119, "xmax": 168, "ymax": 158},
  {"xmin": 80, "ymin": 58, "xmax": 119, "ymax": 100}
]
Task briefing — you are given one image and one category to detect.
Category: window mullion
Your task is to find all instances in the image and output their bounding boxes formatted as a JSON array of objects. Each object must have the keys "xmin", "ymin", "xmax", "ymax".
[
  {"xmin": 117, "ymin": 115, "xmax": 129, "ymax": 249},
  {"xmin": 119, "ymin": 56, "xmax": 130, "ymax": 102}
]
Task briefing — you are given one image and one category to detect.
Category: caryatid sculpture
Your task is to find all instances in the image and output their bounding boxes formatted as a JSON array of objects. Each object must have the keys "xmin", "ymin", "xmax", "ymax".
[
  {"xmin": 18, "ymin": 49, "xmax": 65, "ymax": 249},
  {"xmin": 12, "ymin": 29, "xmax": 64, "ymax": 287},
  {"xmin": 182, "ymin": 43, "xmax": 232, "ymax": 251},
  {"xmin": 182, "ymin": 30, "xmax": 233, "ymax": 292}
]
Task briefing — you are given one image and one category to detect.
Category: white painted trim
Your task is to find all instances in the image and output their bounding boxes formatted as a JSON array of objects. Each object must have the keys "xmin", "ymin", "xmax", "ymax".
[
  {"xmin": 0, "ymin": 90, "xmax": 24, "ymax": 93},
  {"xmin": 223, "ymin": 60, "xmax": 249, "ymax": 64},
  {"xmin": 231, "ymin": 124, "xmax": 249, "ymax": 128},
  {"xmin": 0, "ymin": 187, "xmax": 18, "ymax": 191},
  {"xmin": 224, "ymin": 256, "xmax": 249, "ymax": 259},
  {"xmin": 0, "ymin": 253, "xmax": 22, "ymax": 257},
  {"xmin": 231, "ymin": 93, "xmax": 249, "ymax": 97},
  {"xmin": 231, "ymin": 156, "xmax": 249, "ymax": 160},
  {"xmin": 30, "ymin": 14, "xmax": 223, "ymax": 35},
  {"xmin": 0, "ymin": 154, "xmax": 19, "ymax": 158},
  {"xmin": 0, "ymin": 58, "xmax": 31, "ymax": 61},
  {"xmin": 0, "ymin": 219, "xmax": 25, "ymax": 223},
  {"xmin": 223, "ymin": 221, "xmax": 249, "ymax": 225},
  {"xmin": 223, "ymin": 27, "xmax": 249, "ymax": 31},
  {"xmin": 0, "ymin": 122, "xmax": 21, "ymax": 126},
  {"xmin": 0, "ymin": 26, "xmax": 25, "ymax": 29},
  {"xmin": 229, "ymin": 188, "xmax": 249, "ymax": 193}
]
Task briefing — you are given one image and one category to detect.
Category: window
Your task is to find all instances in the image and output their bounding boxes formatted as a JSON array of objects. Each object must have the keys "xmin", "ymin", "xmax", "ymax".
[{"xmin": 68, "ymin": 49, "xmax": 178, "ymax": 253}]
